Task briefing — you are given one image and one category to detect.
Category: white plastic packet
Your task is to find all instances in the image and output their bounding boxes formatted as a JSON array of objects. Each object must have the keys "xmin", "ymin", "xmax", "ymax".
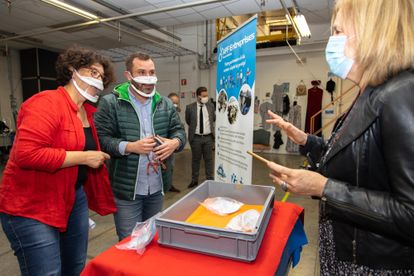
[
  {"xmin": 88, "ymin": 218, "xmax": 96, "ymax": 230},
  {"xmin": 201, "ymin": 197, "xmax": 244, "ymax": 216},
  {"xmin": 226, "ymin": 209, "xmax": 260, "ymax": 232},
  {"xmin": 115, "ymin": 214, "xmax": 158, "ymax": 255}
]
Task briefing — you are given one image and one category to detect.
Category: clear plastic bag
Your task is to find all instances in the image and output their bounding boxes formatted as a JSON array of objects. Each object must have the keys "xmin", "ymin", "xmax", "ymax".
[
  {"xmin": 88, "ymin": 218, "xmax": 96, "ymax": 230},
  {"xmin": 226, "ymin": 209, "xmax": 260, "ymax": 232},
  {"xmin": 200, "ymin": 197, "xmax": 244, "ymax": 216},
  {"xmin": 115, "ymin": 214, "xmax": 158, "ymax": 255}
]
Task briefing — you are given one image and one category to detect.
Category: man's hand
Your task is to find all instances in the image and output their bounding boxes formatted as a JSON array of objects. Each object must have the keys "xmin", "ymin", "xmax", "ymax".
[
  {"xmin": 153, "ymin": 136, "xmax": 180, "ymax": 161},
  {"xmin": 125, "ymin": 137, "xmax": 156, "ymax": 155}
]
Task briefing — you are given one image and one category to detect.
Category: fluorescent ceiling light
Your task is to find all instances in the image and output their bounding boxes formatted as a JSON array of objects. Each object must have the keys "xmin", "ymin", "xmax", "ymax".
[
  {"xmin": 293, "ymin": 14, "xmax": 311, "ymax": 38},
  {"xmin": 41, "ymin": 0, "xmax": 99, "ymax": 20}
]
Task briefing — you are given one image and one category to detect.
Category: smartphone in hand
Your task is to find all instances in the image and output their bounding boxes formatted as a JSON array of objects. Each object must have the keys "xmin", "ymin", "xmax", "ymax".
[{"xmin": 154, "ymin": 136, "xmax": 164, "ymax": 146}]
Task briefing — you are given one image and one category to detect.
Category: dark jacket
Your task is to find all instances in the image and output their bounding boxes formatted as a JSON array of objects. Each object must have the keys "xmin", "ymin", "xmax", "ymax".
[
  {"xmin": 301, "ymin": 70, "xmax": 414, "ymax": 270},
  {"xmin": 94, "ymin": 82, "xmax": 186, "ymax": 200},
  {"xmin": 185, "ymin": 101, "xmax": 215, "ymax": 143}
]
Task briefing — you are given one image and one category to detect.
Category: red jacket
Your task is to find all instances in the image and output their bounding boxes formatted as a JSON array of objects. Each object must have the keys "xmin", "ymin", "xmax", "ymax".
[{"xmin": 0, "ymin": 87, "xmax": 116, "ymax": 231}]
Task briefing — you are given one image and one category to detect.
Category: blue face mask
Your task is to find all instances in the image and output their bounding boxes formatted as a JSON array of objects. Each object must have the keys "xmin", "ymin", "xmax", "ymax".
[{"xmin": 325, "ymin": 35, "xmax": 354, "ymax": 79}]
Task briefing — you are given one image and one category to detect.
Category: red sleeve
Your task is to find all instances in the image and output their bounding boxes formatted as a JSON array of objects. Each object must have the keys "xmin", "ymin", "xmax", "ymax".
[{"xmin": 14, "ymin": 93, "xmax": 66, "ymax": 172}]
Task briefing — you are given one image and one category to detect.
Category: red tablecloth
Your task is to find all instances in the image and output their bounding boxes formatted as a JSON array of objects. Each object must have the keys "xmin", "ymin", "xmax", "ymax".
[{"xmin": 81, "ymin": 202, "xmax": 304, "ymax": 276}]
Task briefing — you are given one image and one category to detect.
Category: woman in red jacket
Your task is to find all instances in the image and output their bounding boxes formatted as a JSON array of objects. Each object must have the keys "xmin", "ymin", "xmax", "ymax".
[{"xmin": 0, "ymin": 46, "xmax": 116, "ymax": 275}]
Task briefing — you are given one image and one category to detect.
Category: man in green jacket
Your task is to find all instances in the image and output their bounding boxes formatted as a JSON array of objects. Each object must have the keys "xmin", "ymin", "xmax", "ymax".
[{"xmin": 95, "ymin": 53, "xmax": 186, "ymax": 241}]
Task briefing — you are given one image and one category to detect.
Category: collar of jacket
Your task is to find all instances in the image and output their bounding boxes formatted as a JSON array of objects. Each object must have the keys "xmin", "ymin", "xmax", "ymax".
[
  {"xmin": 113, "ymin": 81, "xmax": 162, "ymax": 112},
  {"xmin": 58, "ymin": 86, "xmax": 79, "ymax": 112},
  {"xmin": 322, "ymin": 86, "xmax": 377, "ymax": 165}
]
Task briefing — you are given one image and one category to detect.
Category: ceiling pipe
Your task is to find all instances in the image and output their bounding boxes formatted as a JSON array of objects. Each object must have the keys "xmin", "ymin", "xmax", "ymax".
[
  {"xmin": 98, "ymin": 0, "xmax": 230, "ymax": 23},
  {"xmin": 91, "ymin": 0, "xmax": 181, "ymax": 42},
  {"xmin": 283, "ymin": 25, "xmax": 317, "ymax": 79},
  {"xmin": 0, "ymin": 0, "xmax": 230, "ymax": 43},
  {"xmin": 279, "ymin": 0, "xmax": 301, "ymax": 43},
  {"xmin": 61, "ymin": 0, "xmax": 191, "ymax": 56},
  {"xmin": 101, "ymin": 21, "xmax": 186, "ymax": 56}
]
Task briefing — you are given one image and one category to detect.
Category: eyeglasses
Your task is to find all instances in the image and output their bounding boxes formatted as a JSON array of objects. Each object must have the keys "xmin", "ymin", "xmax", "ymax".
[{"xmin": 86, "ymin": 67, "xmax": 104, "ymax": 80}]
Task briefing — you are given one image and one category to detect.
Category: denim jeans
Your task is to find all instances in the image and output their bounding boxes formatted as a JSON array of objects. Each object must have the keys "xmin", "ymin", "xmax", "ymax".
[
  {"xmin": 0, "ymin": 187, "xmax": 89, "ymax": 276},
  {"xmin": 114, "ymin": 190, "xmax": 163, "ymax": 241}
]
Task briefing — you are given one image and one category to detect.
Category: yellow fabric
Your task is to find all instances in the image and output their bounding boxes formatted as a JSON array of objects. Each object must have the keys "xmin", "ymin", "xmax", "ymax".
[{"xmin": 185, "ymin": 204, "xmax": 263, "ymax": 229}]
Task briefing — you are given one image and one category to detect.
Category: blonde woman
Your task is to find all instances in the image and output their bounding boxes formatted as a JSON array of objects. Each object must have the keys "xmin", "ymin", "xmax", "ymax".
[{"xmin": 266, "ymin": 0, "xmax": 414, "ymax": 274}]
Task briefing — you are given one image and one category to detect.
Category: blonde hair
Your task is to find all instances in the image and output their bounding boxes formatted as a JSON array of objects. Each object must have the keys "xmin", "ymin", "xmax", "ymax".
[{"xmin": 333, "ymin": 0, "xmax": 414, "ymax": 88}]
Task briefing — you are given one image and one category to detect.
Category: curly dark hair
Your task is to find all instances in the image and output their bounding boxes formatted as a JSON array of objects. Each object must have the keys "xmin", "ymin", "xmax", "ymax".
[{"xmin": 55, "ymin": 46, "xmax": 115, "ymax": 88}]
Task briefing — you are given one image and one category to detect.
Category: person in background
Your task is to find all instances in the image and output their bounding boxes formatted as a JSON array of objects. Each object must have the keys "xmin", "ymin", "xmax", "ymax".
[
  {"xmin": 167, "ymin": 92, "xmax": 184, "ymax": 193},
  {"xmin": 0, "ymin": 46, "xmax": 116, "ymax": 275},
  {"xmin": 0, "ymin": 120, "xmax": 9, "ymax": 134},
  {"xmin": 266, "ymin": 0, "xmax": 414, "ymax": 274},
  {"xmin": 0, "ymin": 120, "xmax": 10, "ymax": 164},
  {"xmin": 168, "ymin": 92, "xmax": 181, "ymax": 113},
  {"xmin": 185, "ymin": 86, "xmax": 215, "ymax": 188},
  {"xmin": 95, "ymin": 53, "xmax": 186, "ymax": 241}
]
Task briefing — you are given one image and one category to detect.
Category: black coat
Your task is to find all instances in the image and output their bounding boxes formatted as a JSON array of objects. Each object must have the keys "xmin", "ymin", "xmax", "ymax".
[{"xmin": 301, "ymin": 70, "xmax": 414, "ymax": 270}]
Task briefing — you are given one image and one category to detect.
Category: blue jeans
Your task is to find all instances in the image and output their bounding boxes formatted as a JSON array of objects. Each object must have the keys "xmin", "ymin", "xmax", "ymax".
[
  {"xmin": 114, "ymin": 190, "xmax": 163, "ymax": 241},
  {"xmin": 0, "ymin": 187, "xmax": 89, "ymax": 276}
]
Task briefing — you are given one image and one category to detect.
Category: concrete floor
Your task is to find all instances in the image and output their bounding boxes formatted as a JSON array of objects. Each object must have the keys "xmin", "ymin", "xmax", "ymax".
[{"xmin": 0, "ymin": 150, "xmax": 319, "ymax": 275}]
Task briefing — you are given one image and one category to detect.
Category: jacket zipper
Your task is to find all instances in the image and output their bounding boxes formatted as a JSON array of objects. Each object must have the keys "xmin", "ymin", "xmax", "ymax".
[
  {"xmin": 119, "ymin": 97, "xmax": 141, "ymax": 200},
  {"xmin": 152, "ymin": 100, "xmax": 165, "ymax": 196},
  {"xmin": 353, "ymin": 142, "xmax": 360, "ymax": 264}
]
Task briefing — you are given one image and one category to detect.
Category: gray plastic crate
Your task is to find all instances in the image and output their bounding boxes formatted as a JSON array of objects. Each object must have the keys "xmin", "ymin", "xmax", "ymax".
[{"xmin": 156, "ymin": 180, "xmax": 275, "ymax": 262}]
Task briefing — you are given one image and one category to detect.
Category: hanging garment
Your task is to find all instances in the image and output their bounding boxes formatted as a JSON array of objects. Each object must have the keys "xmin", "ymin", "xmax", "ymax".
[
  {"xmin": 326, "ymin": 78, "xmax": 336, "ymax": 103},
  {"xmin": 273, "ymin": 130, "xmax": 284, "ymax": 149},
  {"xmin": 259, "ymin": 101, "xmax": 273, "ymax": 130},
  {"xmin": 286, "ymin": 103, "xmax": 302, "ymax": 153},
  {"xmin": 254, "ymin": 97, "xmax": 260, "ymax": 114},
  {"xmin": 305, "ymin": 85, "xmax": 323, "ymax": 135},
  {"xmin": 296, "ymin": 80, "xmax": 307, "ymax": 96},
  {"xmin": 282, "ymin": 94, "xmax": 290, "ymax": 115},
  {"xmin": 271, "ymin": 83, "xmax": 284, "ymax": 114}
]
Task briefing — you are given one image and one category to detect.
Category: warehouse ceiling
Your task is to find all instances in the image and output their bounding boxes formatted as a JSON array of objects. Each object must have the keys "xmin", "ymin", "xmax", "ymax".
[{"xmin": 0, "ymin": 0, "xmax": 333, "ymax": 60}]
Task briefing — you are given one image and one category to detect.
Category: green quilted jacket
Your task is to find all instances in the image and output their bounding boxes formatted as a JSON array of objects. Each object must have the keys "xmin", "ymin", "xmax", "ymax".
[{"xmin": 94, "ymin": 82, "xmax": 186, "ymax": 200}]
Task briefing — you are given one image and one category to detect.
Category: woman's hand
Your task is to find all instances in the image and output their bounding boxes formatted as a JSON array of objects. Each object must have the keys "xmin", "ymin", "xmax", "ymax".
[
  {"xmin": 84, "ymin": 151, "xmax": 110, "ymax": 168},
  {"xmin": 267, "ymin": 161, "xmax": 327, "ymax": 197},
  {"xmin": 266, "ymin": 110, "xmax": 308, "ymax": 145},
  {"xmin": 62, "ymin": 150, "xmax": 110, "ymax": 169}
]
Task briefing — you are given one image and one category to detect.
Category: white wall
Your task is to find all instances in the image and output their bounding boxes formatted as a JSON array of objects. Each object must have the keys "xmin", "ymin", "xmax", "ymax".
[{"xmin": 0, "ymin": 49, "xmax": 23, "ymax": 131}]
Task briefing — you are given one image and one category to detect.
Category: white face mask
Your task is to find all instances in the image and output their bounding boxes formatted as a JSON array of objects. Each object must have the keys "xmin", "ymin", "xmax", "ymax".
[
  {"xmin": 128, "ymin": 72, "xmax": 157, "ymax": 98},
  {"xmin": 75, "ymin": 70, "xmax": 104, "ymax": 90},
  {"xmin": 72, "ymin": 70, "xmax": 103, "ymax": 103},
  {"xmin": 173, "ymin": 103, "xmax": 178, "ymax": 108},
  {"xmin": 200, "ymin": 97, "xmax": 209, "ymax": 104}
]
